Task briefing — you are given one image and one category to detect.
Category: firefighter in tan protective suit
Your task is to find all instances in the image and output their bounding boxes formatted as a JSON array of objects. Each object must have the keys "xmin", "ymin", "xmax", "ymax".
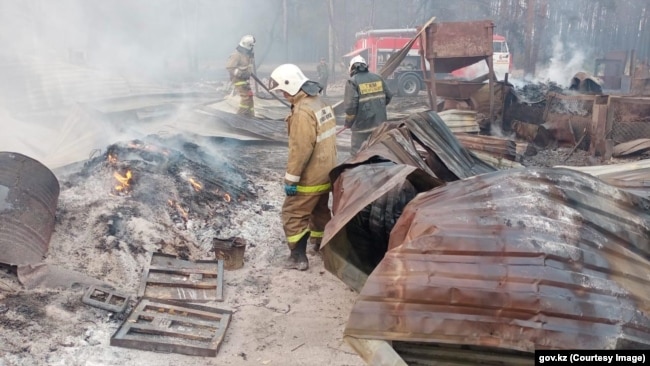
[
  {"xmin": 269, "ymin": 64, "xmax": 338, "ymax": 271},
  {"xmin": 226, "ymin": 35, "xmax": 256, "ymax": 117}
]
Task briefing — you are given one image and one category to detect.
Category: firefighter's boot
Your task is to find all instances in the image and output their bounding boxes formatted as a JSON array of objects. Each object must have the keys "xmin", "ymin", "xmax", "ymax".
[
  {"xmin": 284, "ymin": 236, "xmax": 309, "ymax": 271},
  {"xmin": 307, "ymin": 237, "xmax": 322, "ymax": 256}
]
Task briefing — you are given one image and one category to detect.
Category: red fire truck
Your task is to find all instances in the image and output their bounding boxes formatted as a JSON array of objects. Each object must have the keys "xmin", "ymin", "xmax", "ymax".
[{"xmin": 343, "ymin": 29, "xmax": 512, "ymax": 96}]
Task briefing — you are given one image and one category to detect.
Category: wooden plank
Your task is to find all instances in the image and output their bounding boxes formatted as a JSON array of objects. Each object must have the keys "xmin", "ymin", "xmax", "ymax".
[
  {"xmin": 148, "ymin": 266, "xmax": 220, "ymax": 275},
  {"xmin": 125, "ymin": 323, "xmax": 215, "ymax": 341},
  {"xmin": 604, "ymin": 95, "xmax": 615, "ymax": 160},
  {"xmin": 589, "ymin": 96, "xmax": 609, "ymax": 157},
  {"xmin": 608, "ymin": 95, "xmax": 650, "ymax": 105},
  {"xmin": 613, "ymin": 138, "xmax": 650, "ymax": 157},
  {"xmin": 344, "ymin": 336, "xmax": 408, "ymax": 366},
  {"xmin": 516, "ymin": 142, "xmax": 537, "ymax": 157},
  {"xmin": 143, "ymin": 279, "xmax": 217, "ymax": 289}
]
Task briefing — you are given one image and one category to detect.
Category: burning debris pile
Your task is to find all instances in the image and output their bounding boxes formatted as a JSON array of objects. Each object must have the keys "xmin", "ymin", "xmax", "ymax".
[
  {"xmin": 513, "ymin": 80, "xmax": 565, "ymax": 103},
  {"xmin": 53, "ymin": 135, "xmax": 258, "ymax": 282}
]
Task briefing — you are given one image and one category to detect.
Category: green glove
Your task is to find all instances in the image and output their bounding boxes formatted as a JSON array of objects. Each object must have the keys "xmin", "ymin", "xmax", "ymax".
[{"xmin": 284, "ymin": 184, "xmax": 298, "ymax": 196}]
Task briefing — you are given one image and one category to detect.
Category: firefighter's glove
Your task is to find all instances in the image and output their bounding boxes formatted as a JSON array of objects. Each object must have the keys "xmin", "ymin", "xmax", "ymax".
[
  {"xmin": 344, "ymin": 114, "xmax": 356, "ymax": 128},
  {"xmin": 284, "ymin": 184, "xmax": 298, "ymax": 196}
]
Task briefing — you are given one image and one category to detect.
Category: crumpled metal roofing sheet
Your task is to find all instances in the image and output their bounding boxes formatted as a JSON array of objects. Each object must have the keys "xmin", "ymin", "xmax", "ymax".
[
  {"xmin": 0, "ymin": 152, "xmax": 60, "ymax": 265},
  {"xmin": 344, "ymin": 167, "xmax": 650, "ymax": 351},
  {"xmin": 557, "ymin": 159, "xmax": 650, "ymax": 198},
  {"xmin": 324, "ymin": 111, "xmax": 496, "ymax": 251}
]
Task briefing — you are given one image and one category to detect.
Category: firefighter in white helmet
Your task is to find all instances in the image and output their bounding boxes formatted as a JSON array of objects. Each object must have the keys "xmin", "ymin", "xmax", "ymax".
[
  {"xmin": 269, "ymin": 64, "xmax": 338, "ymax": 270},
  {"xmin": 344, "ymin": 55, "xmax": 393, "ymax": 154},
  {"xmin": 226, "ymin": 35, "xmax": 256, "ymax": 117}
]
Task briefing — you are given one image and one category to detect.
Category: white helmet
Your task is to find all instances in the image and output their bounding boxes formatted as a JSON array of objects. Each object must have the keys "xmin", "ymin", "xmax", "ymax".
[
  {"xmin": 269, "ymin": 64, "xmax": 309, "ymax": 96},
  {"xmin": 239, "ymin": 35, "xmax": 255, "ymax": 50},
  {"xmin": 349, "ymin": 55, "xmax": 367, "ymax": 71}
]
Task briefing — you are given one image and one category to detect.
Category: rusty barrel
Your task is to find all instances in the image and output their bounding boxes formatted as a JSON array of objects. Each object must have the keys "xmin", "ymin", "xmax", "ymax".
[
  {"xmin": 213, "ymin": 237, "xmax": 246, "ymax": 270},
  {"xmin": 0, "ymin": 152, "xmax": 60, "ymax": 266}
]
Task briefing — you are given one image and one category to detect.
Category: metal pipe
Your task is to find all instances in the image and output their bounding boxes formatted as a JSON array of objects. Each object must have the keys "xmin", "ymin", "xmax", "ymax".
[{"xmin": 355, "ymin": 29, "xmax": 417, "ymax": 39}]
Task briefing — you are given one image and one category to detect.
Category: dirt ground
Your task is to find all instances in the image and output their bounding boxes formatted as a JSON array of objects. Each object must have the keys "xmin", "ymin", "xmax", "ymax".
[{"xmin": 1, "ymin": 84, "xmax": 647, "ymax": 366}]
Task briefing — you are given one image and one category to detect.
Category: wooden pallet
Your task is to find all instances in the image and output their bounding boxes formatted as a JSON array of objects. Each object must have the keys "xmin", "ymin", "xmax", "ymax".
[
  {"xmin": 138, "ymin": 252, "xmax": 224, "ymax": 302},
  {"xmin": 111, "ymin": 298, "xmax": 231, "ymax": 357}
]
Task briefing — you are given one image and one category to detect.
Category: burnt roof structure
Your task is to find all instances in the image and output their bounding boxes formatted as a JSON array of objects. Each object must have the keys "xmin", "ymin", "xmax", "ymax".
[{"xmin": 321, "ymin": 111, "xmax": 650, "ymax": 364}]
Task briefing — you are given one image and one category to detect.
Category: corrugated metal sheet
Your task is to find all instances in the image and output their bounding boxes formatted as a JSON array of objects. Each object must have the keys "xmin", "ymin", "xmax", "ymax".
[
  {"xmin": 0, "ymin": 152, "xmax": 60, "ymax": 265},
  {"xmin": 613, "ymin": 138, "xmax": 650, "ymax": 157},
  {"xmin": 557, "ymin": 159, "xmax": 650, "ymax": 198},
  {"xmin": 325, "ymin": 112, "xmax": 497, "ymax": 242},
  {"xmin": 438, "ymin": 110, "xmax": 480, "ymax": 134},
  {"xmin": 321, "ymin": 110, "xmax": 650, "ymax": 360},
  {"xmin": 344, "ymin": 167, "xmax": 650, "ymax": 351},
  {"xmin": 323, "ymin": 112, "xmax": 497, "ymax": 291}
]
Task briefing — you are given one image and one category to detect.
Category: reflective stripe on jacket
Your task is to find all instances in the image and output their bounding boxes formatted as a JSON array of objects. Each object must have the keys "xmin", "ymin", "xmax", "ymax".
[
  {"xmin": 343, "ymin": 70, "xmax": 393, "ymax": 131},
  {"xmin": 284, "ymin": 91, "xmax": 337, "ymax": 195}
]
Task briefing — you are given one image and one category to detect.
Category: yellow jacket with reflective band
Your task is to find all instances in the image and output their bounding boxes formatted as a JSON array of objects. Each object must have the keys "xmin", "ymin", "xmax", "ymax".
[
  {"xmin": 225, "ymin": 48, "xmax": 253, "ymax": 84},
  {"xmin": 284, "ymin": 91, "xmax": 337, "ymax": 195}
]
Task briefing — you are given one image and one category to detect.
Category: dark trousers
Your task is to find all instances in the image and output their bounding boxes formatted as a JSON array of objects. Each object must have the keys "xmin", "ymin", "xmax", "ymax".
[{"xmin": 350, "ymin": 130, "xmax": 373, "ymax": 155}]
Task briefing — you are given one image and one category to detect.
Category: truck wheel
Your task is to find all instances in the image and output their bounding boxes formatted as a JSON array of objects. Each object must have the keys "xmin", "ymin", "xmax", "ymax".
[{"xmin": 398, "ymin": 74, "xmax": 420, "ymax": 97}]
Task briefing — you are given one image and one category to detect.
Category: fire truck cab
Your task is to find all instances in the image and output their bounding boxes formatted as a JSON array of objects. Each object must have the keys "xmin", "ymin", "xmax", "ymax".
[{"xmin": 344, "ymin": 29, "xmax": 511, "ymax": 97}]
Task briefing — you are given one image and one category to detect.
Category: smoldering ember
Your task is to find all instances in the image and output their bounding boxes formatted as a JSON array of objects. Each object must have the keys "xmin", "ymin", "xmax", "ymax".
[{"xmin": 2, "ymin": 1, "xmax": 650, "ymax": 366}]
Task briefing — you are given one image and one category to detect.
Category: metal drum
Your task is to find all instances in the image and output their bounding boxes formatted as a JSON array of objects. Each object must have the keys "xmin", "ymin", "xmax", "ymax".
[{"xmin": 0, "ymin": 152, "xmax": 60, "ymax": 265}]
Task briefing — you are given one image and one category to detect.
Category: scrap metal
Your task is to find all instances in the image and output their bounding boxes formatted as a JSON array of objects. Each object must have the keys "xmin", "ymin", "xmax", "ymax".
[
  {"xmin": 344, "ymin": 167, "xmax": 650, "ymax": 353},
  {"xmin": 556, "ymin": 159, "xmax": 650, "ymax": 199},
  {"xmin": 321, "ymin": 109, "xmax": 650, "ymax": 363},
  {"xmin": 0, "ymin": 152, "xmax": 59, "ymax": 266},
  {"xmin": 323, "ymin": 111, "xmax": 496, "ymax": 291}
]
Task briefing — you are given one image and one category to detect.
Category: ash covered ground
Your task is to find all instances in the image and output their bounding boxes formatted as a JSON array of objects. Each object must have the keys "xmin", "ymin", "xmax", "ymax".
[{"xmin": 0, "ymin": 135, "xmax": 363, "ymax": 366}]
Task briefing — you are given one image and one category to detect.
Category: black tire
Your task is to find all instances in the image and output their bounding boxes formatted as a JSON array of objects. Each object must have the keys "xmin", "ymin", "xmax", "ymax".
[{"xmin": 397, "ymin": 73, "xmax": 421, "ymax": 97}]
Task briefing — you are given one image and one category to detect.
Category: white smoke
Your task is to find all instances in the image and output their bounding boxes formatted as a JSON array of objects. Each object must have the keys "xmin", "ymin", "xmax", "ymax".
[
  {"xmin": 0, "ymin": 0, "xmax": 282, "ymax": 171},
  {"xmin": 533, "ymin": 36, "xmax": 589, "ymax": 87}
]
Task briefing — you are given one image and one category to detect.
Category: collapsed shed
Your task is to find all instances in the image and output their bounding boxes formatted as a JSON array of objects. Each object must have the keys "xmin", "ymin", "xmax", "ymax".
[{"xmin": 321, "ymin": 111, "xmax": 650, "ymax": 364}]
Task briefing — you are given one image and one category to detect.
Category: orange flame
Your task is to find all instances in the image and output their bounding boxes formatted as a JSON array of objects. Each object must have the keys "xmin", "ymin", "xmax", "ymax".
[
  {"xmin": 177, "ymin": 205, "xmax": 188, "ymax": 220},
  {"xmin": 168, "ymin": 199, "xmax": 189, "ymax": 220},
  {"xmin": 107, "ymin": 154, "xmax": 118, "ymax": 165},
  {"xmin": 114, "ymin": 170, "xmax": 132, "ymax": 191},
  {"xmin": 223, "ymin": 193, "xmax": 231, "ymax": 203},
  {"xmin": 189, "ymin": 178, "xmax": 203, "ymax": 192}
]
